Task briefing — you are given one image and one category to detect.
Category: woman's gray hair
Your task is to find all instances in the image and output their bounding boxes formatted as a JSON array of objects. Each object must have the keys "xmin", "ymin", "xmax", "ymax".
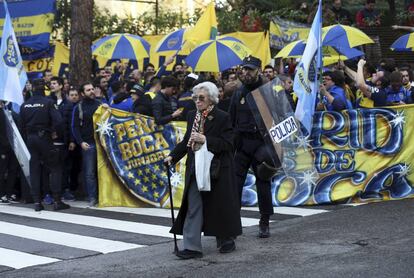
[{"xmin": 192, "ymin": 81, "xmax": 219, "ymax": 104}]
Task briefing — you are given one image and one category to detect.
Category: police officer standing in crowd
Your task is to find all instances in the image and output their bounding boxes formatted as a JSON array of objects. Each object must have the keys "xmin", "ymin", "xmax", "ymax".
[
  {"xmin": 20, "ymin": 79, "xmax": 70, "ymax": 211},
  {"xmin": 229, "ymin": 56, "xmax": 280, "ymax": 238}
]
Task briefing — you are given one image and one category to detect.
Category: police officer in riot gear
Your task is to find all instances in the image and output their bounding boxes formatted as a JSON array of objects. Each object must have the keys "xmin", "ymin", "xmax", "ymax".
[
  {"xmin": 229, "ymin": 56, "xmax": 280, "ymax": 238},
  {"xmin": 20, "ymin": 79, "xmax": 70, "ymax": 211}
]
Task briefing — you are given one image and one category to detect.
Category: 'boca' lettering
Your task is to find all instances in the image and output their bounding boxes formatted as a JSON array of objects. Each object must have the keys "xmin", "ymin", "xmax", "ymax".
[{"xmin": 118, "ymin": 132, "xmax": 170, "ymax": 161}]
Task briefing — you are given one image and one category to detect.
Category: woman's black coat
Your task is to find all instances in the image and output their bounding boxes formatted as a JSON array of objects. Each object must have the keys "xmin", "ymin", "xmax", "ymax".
[{"xmin": 169, "ymin": 107, "xmax": 242, "ymax": 238}]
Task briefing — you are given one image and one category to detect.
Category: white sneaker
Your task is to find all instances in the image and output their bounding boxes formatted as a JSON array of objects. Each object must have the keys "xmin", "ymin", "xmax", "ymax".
[
  {"xmin": 0, "ymin": 195, "xmax": 10, "ymax": 204},
  {"xmin": 88, "ymin": 199, "xmax": 98, "ymax": 207},
  {"xmin": 8, "ymin": 194, "xmax": 18, "ymax": 203}
]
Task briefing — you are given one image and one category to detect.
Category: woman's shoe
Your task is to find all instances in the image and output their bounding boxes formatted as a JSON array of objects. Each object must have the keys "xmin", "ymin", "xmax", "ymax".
[
  {"xmin": 216, "ymin": 237, "xmax": 223, "ymax": 248},
  {"xmin": 175, "ymin": 249, "xmax": 203, "ymax": 259},
  {"xmin": 219, "ymin": 240, "xmax": 236, "ymax": 253}
]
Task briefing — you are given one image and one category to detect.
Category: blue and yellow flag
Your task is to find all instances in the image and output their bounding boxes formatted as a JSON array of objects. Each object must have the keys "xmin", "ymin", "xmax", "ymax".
[
  {"xmin": 270, "ymin": 16, "xmax": 310, "ymax": 49},
  {"xmin": 0, "ymin": 0, "xmax": 27, "ymax": 106},
  {"xmin": 21, "ymin": 41, "xmax": 69, "ymax": 79},
  {"xmin": 185, "ymin": 2, "xmax": 217, "ymax": 46},
  {"xmin": 0, "ymin": 0, "xmax": 55, "ymax": 50},
  {"xmin": 222, "ymin": 31, "xmax": 271, "ymax": 69}
]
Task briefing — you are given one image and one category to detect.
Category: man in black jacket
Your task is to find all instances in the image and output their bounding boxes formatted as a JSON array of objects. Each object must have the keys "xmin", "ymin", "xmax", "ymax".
[
  {"xmin": 20, "ymin": 79, "xmax": 70, "ymax": 211},
  {"xmin": 62, "ymin": 87, "xmax": 81, "ymax": 198},
  {"xmin": 229, "ymin": 56, "xmax": 279, "ymax": 238},
  {"xmin": 72, "ymin": 82, "xmax": 101, "ymax": 207},
  {"xmin": 331, "ymin": 0, "xmax": 352, "ymax": 25},
  {"xmin": 48, "ymin": 76, "xmax": 74, "ymax": 201},
  {"xmin": 152, "ymin": 76, "xmax": 182, "ymax": 125}
]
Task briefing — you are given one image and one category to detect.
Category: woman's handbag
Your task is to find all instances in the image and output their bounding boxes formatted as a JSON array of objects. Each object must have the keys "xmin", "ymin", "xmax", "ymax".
[{"xmin": 195, "ymin": 141, "xmax": 214, "ymax": 191}]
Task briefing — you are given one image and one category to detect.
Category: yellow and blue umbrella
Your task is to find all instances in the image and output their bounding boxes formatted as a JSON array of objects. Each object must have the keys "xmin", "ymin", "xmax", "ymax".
[
  {"xmin": 155, "ymin": 28, "xmax": 186, "ymax": 52},
  {"xmin": 185, "ymin": 37, "xmax": 251, "ymax": 72},
  {"xmin": 322, "ymin": 24, "xmax": 374, "ymax": 49},
  {"xmin": 274, "ymin": 40, "xmax": 306, "ymax": 58},
  {"xmin": 92, "ymin": 33, "xmax": 151, "ymax": 60},
  {"xmin": 275, "ymin": 40, "xmax": 364, "ymax": 66},
  {"xmin": 390, "ymin": 33, "xmax": 414, "ymax": 51}
]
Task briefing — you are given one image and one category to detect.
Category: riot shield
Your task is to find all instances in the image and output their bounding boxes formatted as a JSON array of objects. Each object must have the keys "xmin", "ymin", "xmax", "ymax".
[
  {"xmin": 246, "ymin": 78, "xmax": 318, "ymax": 206},
  {"xmin": 3, "ymin": 109, "xmax": 31, "ymax": 187}
]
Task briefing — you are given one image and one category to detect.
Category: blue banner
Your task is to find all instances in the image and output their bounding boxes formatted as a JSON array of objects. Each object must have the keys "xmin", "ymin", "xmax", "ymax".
[{"xmin": 0, "ymin": 0, "xmax": 56, "ymax": 50}]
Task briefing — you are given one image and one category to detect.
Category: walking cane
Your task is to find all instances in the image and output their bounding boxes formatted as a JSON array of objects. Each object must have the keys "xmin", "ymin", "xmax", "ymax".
[{"xmin": 166, "ymin": 163, "xmax": 179, "ymax": 254}]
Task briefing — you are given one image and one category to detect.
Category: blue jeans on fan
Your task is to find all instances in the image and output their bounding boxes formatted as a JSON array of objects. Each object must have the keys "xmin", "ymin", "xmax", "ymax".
[{"xmin": 82, "ymin": 143, "xmax": 97, "ymax": 202}]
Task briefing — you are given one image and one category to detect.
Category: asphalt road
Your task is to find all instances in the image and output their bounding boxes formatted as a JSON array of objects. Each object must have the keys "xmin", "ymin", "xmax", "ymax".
[{"xmin": 1, "ymin": 199, "xmax": 413, "ymax": 277}]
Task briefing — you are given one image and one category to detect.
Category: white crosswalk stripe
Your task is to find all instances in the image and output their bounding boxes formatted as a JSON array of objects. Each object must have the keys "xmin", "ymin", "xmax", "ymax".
[
  {"xmin": 0, "ymin": 247, "xmax": 60, "ymax": 269},
  {"xmin": 0, "ymin": 221, "xmax": 143, "ymax": 253},
  {"xmin": 0, "ymin": 201, "xmax": 338, "ymax": 271},
  {"xmin": 0, "ymin": 205, "xmax": 181, "ymax": 239},
  {"xmin": 67, "ymin": 201, "xmax": 261, "ymax": 227},
  {"xmin": 242, "ymin": 206, "xmax": 329, "ymax": 216}
]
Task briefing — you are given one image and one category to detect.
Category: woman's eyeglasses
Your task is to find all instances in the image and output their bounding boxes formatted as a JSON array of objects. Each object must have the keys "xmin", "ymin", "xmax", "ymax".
[{"xmin": 192, "ymin": 95, "xmax": 206, "ymax": 102}]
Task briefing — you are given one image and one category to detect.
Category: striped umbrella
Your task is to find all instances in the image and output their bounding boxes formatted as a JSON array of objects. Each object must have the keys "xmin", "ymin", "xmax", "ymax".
[
  {"xmin": 275, "ymin": 40, "xmax": 364, "ymax": 66},
  {"xmin": 155, "ymin": 28, "xmax": 186, "ymax": 52},
  {"xmin": 92, "ymin": 33, "xmax": 151, "ymax": 60},
  {"xmin": 322, "ymin": 24, "xmax": 374, "ymax": 48},
  {"xmin": 390, "ymin": 33, "xmax": 414, "ymax": 51},
  {"xmin": 185, "ymin": 37, "xmax": 251, "ymax": 72},
  {"xmin": 274, "ymin": 40, "xmax": 306, "ymax": 58}
]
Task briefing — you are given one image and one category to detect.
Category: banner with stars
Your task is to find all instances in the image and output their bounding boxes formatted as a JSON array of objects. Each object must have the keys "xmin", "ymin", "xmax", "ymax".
[
  {"xmin": 93, "ymin": 104, "xmax": 414, "ymax": 208},
  {"xmin": 94, "ymin": 107, "xmax": 186, "ymax": 208},
  {"xmin": 247, "ymin": 79, "xmax": 414, "ymax": 206}
]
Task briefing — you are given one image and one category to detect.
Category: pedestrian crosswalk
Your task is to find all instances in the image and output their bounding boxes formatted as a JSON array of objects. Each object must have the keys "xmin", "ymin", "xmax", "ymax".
[{"xmin": 0, "ymin": 201, "xmax": 354, "ymax": 271}]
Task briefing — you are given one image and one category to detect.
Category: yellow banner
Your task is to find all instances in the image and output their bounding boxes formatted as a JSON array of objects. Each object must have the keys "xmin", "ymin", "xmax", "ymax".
[
  {"xmin": 23, "ymin": 56, "xmax": 52, "ymax": 73},
  {"xmin": 270, "ymin": 106, "xmax": 414, "ymax": 206},
  {"xmin": 0, "ymin": 14, "xmax": 54, "ymax": 37},
  {"xmin": 94, "ymin": 105, "xmax": 414, "ymax": 207},
  {"xmin": 94, "ymin": 107, "xmax": 186, "ymax": 208},
  {"xmin": 51, "ymin": 41, "xmax": 70, "ymax": 76}
]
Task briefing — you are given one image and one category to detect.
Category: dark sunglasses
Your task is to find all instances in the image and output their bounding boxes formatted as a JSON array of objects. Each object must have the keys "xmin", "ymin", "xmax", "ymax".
[{"xmin": 192, "ymin": 95, "xmax": 206, "ymax": 102}]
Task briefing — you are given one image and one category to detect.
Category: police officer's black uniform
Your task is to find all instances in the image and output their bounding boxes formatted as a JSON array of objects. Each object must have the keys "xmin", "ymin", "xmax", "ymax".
[
  {"xmin": 229, "ymin": 56, "xmax": 278, "ymax": 238},
  {"xmin": 20, "ymin": 80, "xmax": 70, "ymax": 211}
]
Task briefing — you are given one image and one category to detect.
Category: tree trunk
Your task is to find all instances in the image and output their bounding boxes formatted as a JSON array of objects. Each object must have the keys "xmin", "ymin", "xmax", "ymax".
[
  {"xmin": 69, "ymin": 0, "xmax": 93, "ymax": 87},
  {"xmin": 387, "ymin": 0, "xmax": 396, "ymax": 24}
]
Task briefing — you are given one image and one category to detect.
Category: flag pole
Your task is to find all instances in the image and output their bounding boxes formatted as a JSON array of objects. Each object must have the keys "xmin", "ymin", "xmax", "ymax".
[
  {"xmin": 317, "ymin": 0, "xmax": 324, "ymax": 105},
  {"xmin": 0, "ymin": 0, "xmax": 31, "ymax": 187}
]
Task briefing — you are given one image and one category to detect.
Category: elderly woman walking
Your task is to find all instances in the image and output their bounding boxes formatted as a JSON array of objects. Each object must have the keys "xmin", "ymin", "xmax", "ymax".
[{"xmin": 164, "ymin": 81, "xmax": 242, "ymax": 259}]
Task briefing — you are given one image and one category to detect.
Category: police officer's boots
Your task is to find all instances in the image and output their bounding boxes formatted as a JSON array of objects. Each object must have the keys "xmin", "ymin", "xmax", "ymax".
[
  {"xmin": 53, "ymin": 195, "xmax": 71, "ymax": 211},
  {"xmin": 258, "ymin": 214, "xmax": 270, "ymax": 238}
]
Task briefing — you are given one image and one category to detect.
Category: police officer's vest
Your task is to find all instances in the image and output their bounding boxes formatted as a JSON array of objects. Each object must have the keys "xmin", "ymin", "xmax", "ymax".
[{"xmin": 233, "ymin": 86, "xmax": 258, "ymax": 133}]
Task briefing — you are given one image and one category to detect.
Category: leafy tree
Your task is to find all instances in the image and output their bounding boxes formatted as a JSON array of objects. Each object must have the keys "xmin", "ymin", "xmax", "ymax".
[{"xmin": 54, "ymin": 0, "xmax": 201, "ymax": 44}]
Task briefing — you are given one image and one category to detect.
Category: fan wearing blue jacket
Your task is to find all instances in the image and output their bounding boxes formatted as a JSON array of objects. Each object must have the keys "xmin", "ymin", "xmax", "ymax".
[
  {"xmin": 109, "ymin": 80, "xmax": 134, "ymax": 112},
  {"xmin": 319, "ymin": 70, "xmax": 353, "ymax": 112}
]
